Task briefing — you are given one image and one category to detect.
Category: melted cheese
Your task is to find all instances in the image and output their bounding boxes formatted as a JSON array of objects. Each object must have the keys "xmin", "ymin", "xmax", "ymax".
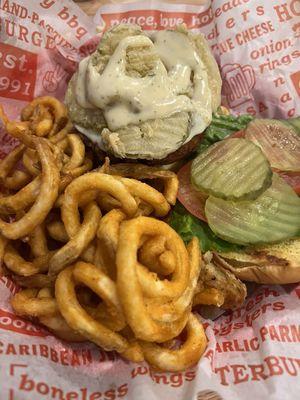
[
  {"xmin": 152, "ymin": 30, "xmax": 212, "ymax": 138},
  {"xmin": 75, "ymin": 57, "xmax": 95, "ymax": 109},
  {"xmin": 75, "ymin": 30, "xmax": 212, "ymax": 137},
  {"xmin": 85, "ymin": 35, "xmax": 194, "ymax": 131},
  {"xmin": 75, "ymin": 125, "xmax": 103, "ymax": 147}
]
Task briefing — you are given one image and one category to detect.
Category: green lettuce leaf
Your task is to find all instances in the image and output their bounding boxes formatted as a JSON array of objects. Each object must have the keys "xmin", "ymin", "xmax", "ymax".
[
  {"xmin": 197, "ymin": 113, "xmax": 253, "ymax": 154},
  {"xmin": 169, "ymin": 203, "xmax": 243, "ymax": 253}
]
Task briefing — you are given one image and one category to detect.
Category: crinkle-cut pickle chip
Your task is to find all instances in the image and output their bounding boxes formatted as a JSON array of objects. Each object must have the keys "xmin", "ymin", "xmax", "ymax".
[
  {"xmin": 191, "ymin": 138, "xmax": 272, "ymax": 201},
  {"xmin": 245, "ymin": 118, "xmax": 300, "ymax": 172},
  {"xmin": 205, "ymin": 173, "xmax": 300, "ymax": 245}
]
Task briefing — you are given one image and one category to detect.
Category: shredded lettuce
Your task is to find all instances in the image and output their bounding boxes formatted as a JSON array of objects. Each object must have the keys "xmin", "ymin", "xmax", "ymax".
[{"xmin": 169, "ymin": 203, "xmax": 243, "ymax": 253}]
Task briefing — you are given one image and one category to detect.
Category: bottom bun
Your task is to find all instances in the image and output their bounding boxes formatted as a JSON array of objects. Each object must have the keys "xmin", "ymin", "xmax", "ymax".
[
  {"xmin": 78, "ymin": 131, "xmax": 203, "ymax": 166},
  {"xmin": 214, "ymin": 238, "xmax": 300, "ymax": 284}
]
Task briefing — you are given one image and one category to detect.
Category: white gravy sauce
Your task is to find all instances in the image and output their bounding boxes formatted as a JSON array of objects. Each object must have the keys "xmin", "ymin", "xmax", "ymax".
[
  {"xmin": 152, "ymin": 30, "xmax": 212, "ymax": 138},
  {"xmin": 75, "ymin": 30, "xmax": 212, "ymax": 135},
  {"xmin": 75, "ymin": 125, "xmax": 103, "ymax": 146},
  {"xmin": 75, "ymin": 57, "xmax": 95, "ymax": 109}
]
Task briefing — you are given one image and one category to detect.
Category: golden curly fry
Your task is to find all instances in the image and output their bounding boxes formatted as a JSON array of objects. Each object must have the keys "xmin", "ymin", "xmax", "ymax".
[
  {"xmin": 0, "ymin": 234, "xmax": 7, "ymax": 273},
  {"xmin": 4, "ymin": 170, "xmax": 31, "ymax": 190},
  {"xmin": 0, "ymin": 144, "xmax": 31, "ymax": 191},
  {"xmin": 140, "ymin": 314, "xmax": 207, "ymax": 372},
  {"xmin": 5, "ymin": 121, "xmax": 36, "ymax": 148},
  {"xmin": 0, "ymin": 139, "xmax": 60, "ymax": 239},
  {"xmin": 0, "ymin": 96, "xmax": 214, "ymax": 371},
  {"xmin": 145, "ymin": 237, "xmax": 201, "ymax": 323},
  {"xmin": 22, "ymin": 148, "xmax": 40, "ymax": 176},
  {"xmin": 127, "ymin": 219, "xmax": 190, "ymax": 300},
  {"xmin": 28, "ymin": 224, "xmax": 48, "ymax": 258},
  {"xmin": 96, "ymin": 192, "xmax": 122, "ymax": 213},
  {"xmin": 4, "ymin": 242, "xmax": 53, "ymax": 277},
  {"xmin": 96, "ymin": 209, "xmax": 126, "ymax": 279},
  {"xmin": 49, "ymin": 121, "xmax": 73, "ymax": 144},
  {"xmin": 22, "ymin": 103, "xmax": 53, "ymax": 138},
  {"xmin": 116, "ymin": 217, "xmax": 190, "ymax": 342},
  {"xmin": 12, "ymin": 273, "xmax": 55, "ymax": 288},
  {"xmin": 21, "ymin": 96, "xmax": 68, "ymax": 138},
  {"xmin": 61, "ymin": 134, "xmax": 85, "ymax": 173},
  {"xmin": 105, "ymin": 162, "xmax": 179, "ymax": 205},
  {"xmin": 81, "ymin": 241, "xmax": 97, "ymax": 264},
  {"xmin": 93, "ymin": 245, "xmax": 107, "ymax": 272},
  {"xmin": 193, "ymin": 288, "xmax": 225, "ymax": 307},
  {"xmin": 11, "ymin": 288, "xmax": 58, "ymax": 317},
  {"xmin": 46, "ymin": 220, "xmax": 68, "ymax": 242},
  {"xmin": 116, "ymin": 177, "xmax": 170, "ymax": 217},
  {"xmin": 73, "ymin": 262, "xmax": 126, "ymax": 330},
  {"xmin": 59, "ymin": 157, "xmax": 93, "ymax": 192},
  {"xmin": 134, "ymin": 200, "xmax": 154, "ymax": 216},
  {"xmin": 119, "ymin": 326, "xmax": 144, "ymax": 363},
  {"xmin": 49, "ymin": 202, "xmax": 101, "ymax": 276},
  {"xmin": 37, "ymin": 288, "xmax": 85, "ymax": 341},
  {"xmin": 0, "ymin": 177, "xmax": 40, "ymax": 215},
  {"xmin": 61, "ymin": 172, "xmax": 137, "ymax": 237},
  {"xmin": 139, "ymin": 236, "xmax": 176, "ymax": 276},
  {"xmin": 11, "ymin": 286, "xmax": 84, "ymax": 342},
  {"xmin": 55, "ymin": 264, "xmax": 143, "ymax": 362}
]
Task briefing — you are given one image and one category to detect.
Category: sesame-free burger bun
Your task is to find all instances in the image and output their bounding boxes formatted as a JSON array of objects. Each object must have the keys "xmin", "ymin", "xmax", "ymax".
[{"xmin": 214, "ymin": 238, "xmax": 300, "ymax": 284}]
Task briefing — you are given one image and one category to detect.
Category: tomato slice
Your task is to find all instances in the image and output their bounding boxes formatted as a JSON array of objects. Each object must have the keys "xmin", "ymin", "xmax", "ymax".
[
  {"xmin": 276, "ymin": 171, "xmax": 300, "ymax": 195},
  {"xmin": 229, "ymin": 129, "xmax": 245, "ymax": 138},
  {"xmin": 245, "ymin": 119, "xmax": 300, "ymax": 172},
  {"xmin": 177, "ymin": 161, "xmax": 207, "ymax": 222}
]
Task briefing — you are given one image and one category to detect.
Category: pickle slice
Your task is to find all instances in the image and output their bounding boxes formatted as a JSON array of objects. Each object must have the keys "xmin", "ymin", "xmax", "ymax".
[
  {"xmin": 245, "ymin": 119, "xmax": 300, "ymax": 172},
  {"xmin": 205, "ymin": 173, "xmax": 300, "ymax": 245},
  {"xmin": 191, "ymin": 138, "xmax": 272, "ymax": 201},
  {"xmin": 286, "ymin": 117, "xmax": 300, "ymax": 135}
]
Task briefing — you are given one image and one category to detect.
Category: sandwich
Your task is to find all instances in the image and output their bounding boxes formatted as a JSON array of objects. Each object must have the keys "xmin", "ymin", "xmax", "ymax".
[
  {"xmin": 66, "ymin": 22, "xmax": 300, "ymax": 286},
  {"xmin": 170, "ymin": 115, "xmax": 300, "ymax": 284},
  {"xmin": 65, "ymin": 23, "xmax": 221, "ymax": 164}
]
